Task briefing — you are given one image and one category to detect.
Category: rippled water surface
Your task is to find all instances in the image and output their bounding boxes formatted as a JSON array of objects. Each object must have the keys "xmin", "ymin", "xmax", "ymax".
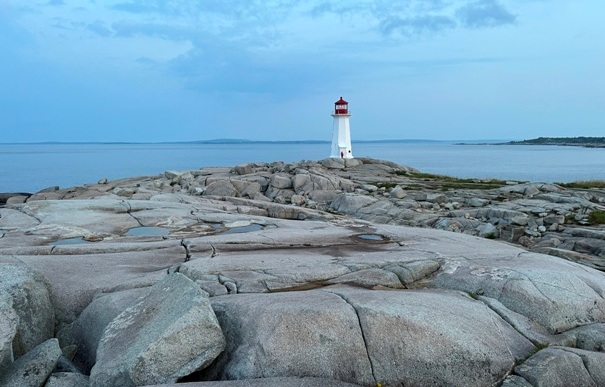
[{"xmin": 1, "ymin": 142, "xmax": 604, "ymax": 192}]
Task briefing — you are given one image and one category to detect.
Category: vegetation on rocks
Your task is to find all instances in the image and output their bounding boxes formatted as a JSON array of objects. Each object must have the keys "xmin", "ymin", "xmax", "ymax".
[
  {"xmin": 589, "ymin": 210, "xmax": 605, "ymax": 225},
  {"xmin": 557, "ymin": 180, "xmax": 605, "ymax": 189},
  {"xmin": 504, "ymin": 136, "xmax": 605, "ymax": 148},
  {"xmin": 394, "ymin": 170, "xmax": 509, "ymax": 190}
]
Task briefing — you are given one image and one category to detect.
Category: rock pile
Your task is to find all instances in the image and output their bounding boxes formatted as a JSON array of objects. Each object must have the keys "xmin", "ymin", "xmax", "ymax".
[
  {"xmin": 1, "ymin": 157, "xmax": 604, "ymax": 386},
  {"xmin": 17, "ymin": 157, "xmax": 605, "ymax": 270}
]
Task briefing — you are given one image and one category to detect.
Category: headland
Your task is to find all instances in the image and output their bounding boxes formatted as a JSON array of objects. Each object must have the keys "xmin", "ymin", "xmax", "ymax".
[
  {"xmin": 501, "ymin": 136, "xmax": 605, "ymax": 148},
  {"xmin": 1, "ymin": 158, "xmax": 605, "ymax": 386}
]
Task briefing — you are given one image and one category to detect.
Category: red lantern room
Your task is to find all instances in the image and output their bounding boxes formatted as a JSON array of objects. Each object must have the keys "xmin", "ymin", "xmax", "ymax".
[{"xmin": 334, "ymin": 97, "xmax": 348, "ymax": 115}]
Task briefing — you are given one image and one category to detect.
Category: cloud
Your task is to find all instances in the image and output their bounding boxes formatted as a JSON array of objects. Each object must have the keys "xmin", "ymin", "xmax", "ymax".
[
  {"xmin": 45, "ymin": 0, "xmax": 65, "ymax": 6},
  {"xmin": 456, "ymin": 0, "xmax": 517, "ymax": 28},
  {"xmin": 166, "ymin": 37, "xmax": 340, "ymax": 97},
  {"xmin": 111, "ymin": 20, "xmax": 190, "ymax": 40},
  {"xmin": 86, "ymin": 20, "xmax": 113, "ymax": 37},
  {"xmin": 379, "ymin": 15, "xmax": 457, "ymax": 36},
  {"xmin": 110, "ymin": 1, "xmax": 163, "ymax": 14}
]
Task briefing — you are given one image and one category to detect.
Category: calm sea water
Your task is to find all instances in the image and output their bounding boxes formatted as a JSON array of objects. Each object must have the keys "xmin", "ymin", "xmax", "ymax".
[{"xmin": 1, "ymin": 142, "xmax": 604, "ymax": 193}]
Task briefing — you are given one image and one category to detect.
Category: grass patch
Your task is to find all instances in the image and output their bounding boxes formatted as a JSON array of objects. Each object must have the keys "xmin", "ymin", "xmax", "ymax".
[
  {"xmin": 557, "ymin": 180, "xmax": 605, "ymax": 189},
  {"xmin": 588, "ymin": 210, "xmax": 605, "ymax": 225},
  {"xmin": 394, "ymin": 171, "xmax": 508, "ymax": 190}
]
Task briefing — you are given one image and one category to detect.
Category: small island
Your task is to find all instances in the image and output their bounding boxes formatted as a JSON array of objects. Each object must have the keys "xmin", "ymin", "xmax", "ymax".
[{"xmin": 502, "ymin": 136, "xmax": 605, "ymax": 148}]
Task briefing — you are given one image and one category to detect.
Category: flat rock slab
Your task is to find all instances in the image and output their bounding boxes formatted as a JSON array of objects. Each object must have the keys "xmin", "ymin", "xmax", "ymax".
[
  {"xmin": 204, "ymin": 286, "xmax": 534, "ymax": 386},
  {"xmin": 2, "ymin": 245, "xmax": 186, "ymax": 327},
  {"xmin": 430, "ymin": 250, "xmax": 605, "ymax": 333}
]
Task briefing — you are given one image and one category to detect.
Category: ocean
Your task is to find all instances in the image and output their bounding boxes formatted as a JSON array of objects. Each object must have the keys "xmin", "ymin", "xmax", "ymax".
[{"xmin": 1, "ymin": 142, "xmax": 604, "ymax": 193}]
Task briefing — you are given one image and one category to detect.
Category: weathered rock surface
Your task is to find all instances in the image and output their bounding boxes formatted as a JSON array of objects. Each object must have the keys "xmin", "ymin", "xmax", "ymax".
[
  {"xmin": 44, "ymin": 372, "xmax": 90, "ymax": 387},
  {"xmin": 148, "ymin": 377, "xmax": 361, "ymax": 386},
  {"xmin": 515, "ymin": 346, "xmax": 605, "ymax": 387},
  {"xmin": 89, "ymin": 273, "xmax": 225, "ymax": 387},
  {"xmin": 0, "ymin": 338, "xmax": 62, "ymax": 387},
  {"xmin": 203, "ymin": 289, "xmax": 373, "ymax": 384},
  {"xmin": 0, "ymin": 292, "xmax": 19, "ymax": 368},
  {"xmin": 0, "ymin": 262, "xmax": 54, "ymax": 357},
  {"xmin": 58, "ymin": 287, "xmax": 150, "ymax": 373},
  {"xmin": 1, "ymin": 158, "xmax": 605, "ymax": 386}
]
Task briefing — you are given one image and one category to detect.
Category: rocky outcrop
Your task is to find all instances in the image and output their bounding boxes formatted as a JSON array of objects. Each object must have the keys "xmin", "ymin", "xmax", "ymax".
[
  {"xmin": 16, "ymin": 158, "xmax": 605, "ymax": 270},
  {"xmin": 1, "ymin": 158, "xmax": 605, "ymax": 386}
]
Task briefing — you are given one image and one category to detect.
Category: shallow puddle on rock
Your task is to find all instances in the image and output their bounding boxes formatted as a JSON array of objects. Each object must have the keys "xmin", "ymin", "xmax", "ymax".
[
  {"xmin": 357, "ymin": 234, "xmax": 386, "ymax": 241},
  {"xmin": 124, "ymin": 226, "xmax": 170, "ymax": 237},
  {"xmin": 223, "ymin": 224, "xmax": 264, "ymax": 234},
  {"xmin": 50, "ymin": 237, "xmax": 92, "ymax": 246}
]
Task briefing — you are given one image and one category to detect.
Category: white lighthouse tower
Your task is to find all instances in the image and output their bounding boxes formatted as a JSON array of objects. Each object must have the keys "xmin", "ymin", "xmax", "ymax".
[{"xmin": 330, "ymin": 97, "xmax": 353, "ymax": 159}]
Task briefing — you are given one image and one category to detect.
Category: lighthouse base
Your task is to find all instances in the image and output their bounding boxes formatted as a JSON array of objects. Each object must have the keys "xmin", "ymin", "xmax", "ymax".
[{"xmin": 330, "ymin": 147, "xmax": 353, "ymax": 159}]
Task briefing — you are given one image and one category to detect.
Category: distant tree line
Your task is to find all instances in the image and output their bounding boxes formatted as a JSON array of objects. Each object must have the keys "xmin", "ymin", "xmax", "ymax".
[{"xmin": 505, "ymin": 137, "xmax": 605, "ymax": 148}]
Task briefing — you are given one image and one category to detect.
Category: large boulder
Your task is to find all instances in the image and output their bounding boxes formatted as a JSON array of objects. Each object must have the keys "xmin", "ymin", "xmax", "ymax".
[
  {"xmin": 293, "ymin": 171, "xmax": 343, "ymax": 194},
  {"xmin": 270, "ymin": 173, "xmax": 293, "ymax": 189},
  {"xmin": 515, "ymin": 347, "xmax": 605, "ymax": 387},
  {"xmin": 90, "ymin": 273, "xmax": 225, "ymax": 387},
  {"xmin": 565, "ymin": 323, "xmax": 605, "ymax": 352},
  {"xmin": 327, "ymin": 286, "xmax": 534, "ymax": 386},
  {"xmin": 230, "ymin": 180, "xmax": 262, "ymax": 198},
  {"xmin": 0, "ymin": 262, "xmax": 54, "ymax": 357},
  {"xmin": 430, "ymin": 251, "xmax": 605, "ymax": 333},
  {"xmin": 204, "ymin": 289, "xmax": 374, "ymax": 385},
  {"xmin": 44, "ymin": 372, "xmax": 90, "ymax": 387},
  {"xmin": 58, "ymin": 287, "xmax": 150, "ymax": 373},
  {"xmin": 0, "ymin": 338, "xmax": 62, "ymax": 387},
  {"xmin": 202, "ymin": 181, "xmax": 238, "ymax": 197},
  {"xmin": 204, "ymin": 286, "xmax": 534, "ymax": 386},
  {"xmin": 329, "ymin": 193, "xmax": 378, "ymax": 214},
  {"xmin": 0, "ymin": 292, "xmax": 19, "ymax": 368}
]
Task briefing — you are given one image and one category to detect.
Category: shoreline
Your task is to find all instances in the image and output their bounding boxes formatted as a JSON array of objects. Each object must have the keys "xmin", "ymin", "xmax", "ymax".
[
  {"xmin": 3, "ymin": 157, "xmax": 605, "ymax": 271},
  {"xmin": 2, "ymin": 157, "xmax": 605, "ymax": 385}
]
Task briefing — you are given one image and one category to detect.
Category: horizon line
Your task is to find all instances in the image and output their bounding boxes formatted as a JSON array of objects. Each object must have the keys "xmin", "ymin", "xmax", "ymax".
[{"xmin": 0, "ymin": 138, "xmax": 515, "ymax": 145}]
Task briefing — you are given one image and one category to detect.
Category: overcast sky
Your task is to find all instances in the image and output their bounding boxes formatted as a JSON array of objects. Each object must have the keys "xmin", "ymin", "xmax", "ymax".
[{"xmin": 1, "ymin": 0, "xmax": 603, "ymax": 143}]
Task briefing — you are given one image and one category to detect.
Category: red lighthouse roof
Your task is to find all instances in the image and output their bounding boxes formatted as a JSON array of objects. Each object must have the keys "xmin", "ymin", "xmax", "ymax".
[{"xmin": 335, "ymin": 97, "xmax": 348, "ymax": 105}]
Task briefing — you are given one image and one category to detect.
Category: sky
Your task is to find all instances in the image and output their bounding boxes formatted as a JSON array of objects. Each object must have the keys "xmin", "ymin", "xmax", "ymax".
[{"xmin": 1, "ymin": 0, "xmax": 603, "ymax": 143}]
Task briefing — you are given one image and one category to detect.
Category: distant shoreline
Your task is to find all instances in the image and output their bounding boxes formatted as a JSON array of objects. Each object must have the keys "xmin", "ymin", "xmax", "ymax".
[
  {"xmin": 0, "ymin": 139, "xmax": 504, "ymax": 146},
  {"xmin": 457, "ymin": 136, "xmax": 605, "ymax": 148}
]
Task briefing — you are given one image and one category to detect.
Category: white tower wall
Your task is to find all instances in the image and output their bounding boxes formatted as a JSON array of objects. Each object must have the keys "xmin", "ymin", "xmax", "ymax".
[{"xmin": 330, "ymin": 113, "xmax": 353, "ymax": 159}]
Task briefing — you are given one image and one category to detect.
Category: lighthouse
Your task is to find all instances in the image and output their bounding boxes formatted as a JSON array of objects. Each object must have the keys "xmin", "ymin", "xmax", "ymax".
[{"xmin": 330, "ymin": 97, "xmax": 353, "ymax": 159}]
